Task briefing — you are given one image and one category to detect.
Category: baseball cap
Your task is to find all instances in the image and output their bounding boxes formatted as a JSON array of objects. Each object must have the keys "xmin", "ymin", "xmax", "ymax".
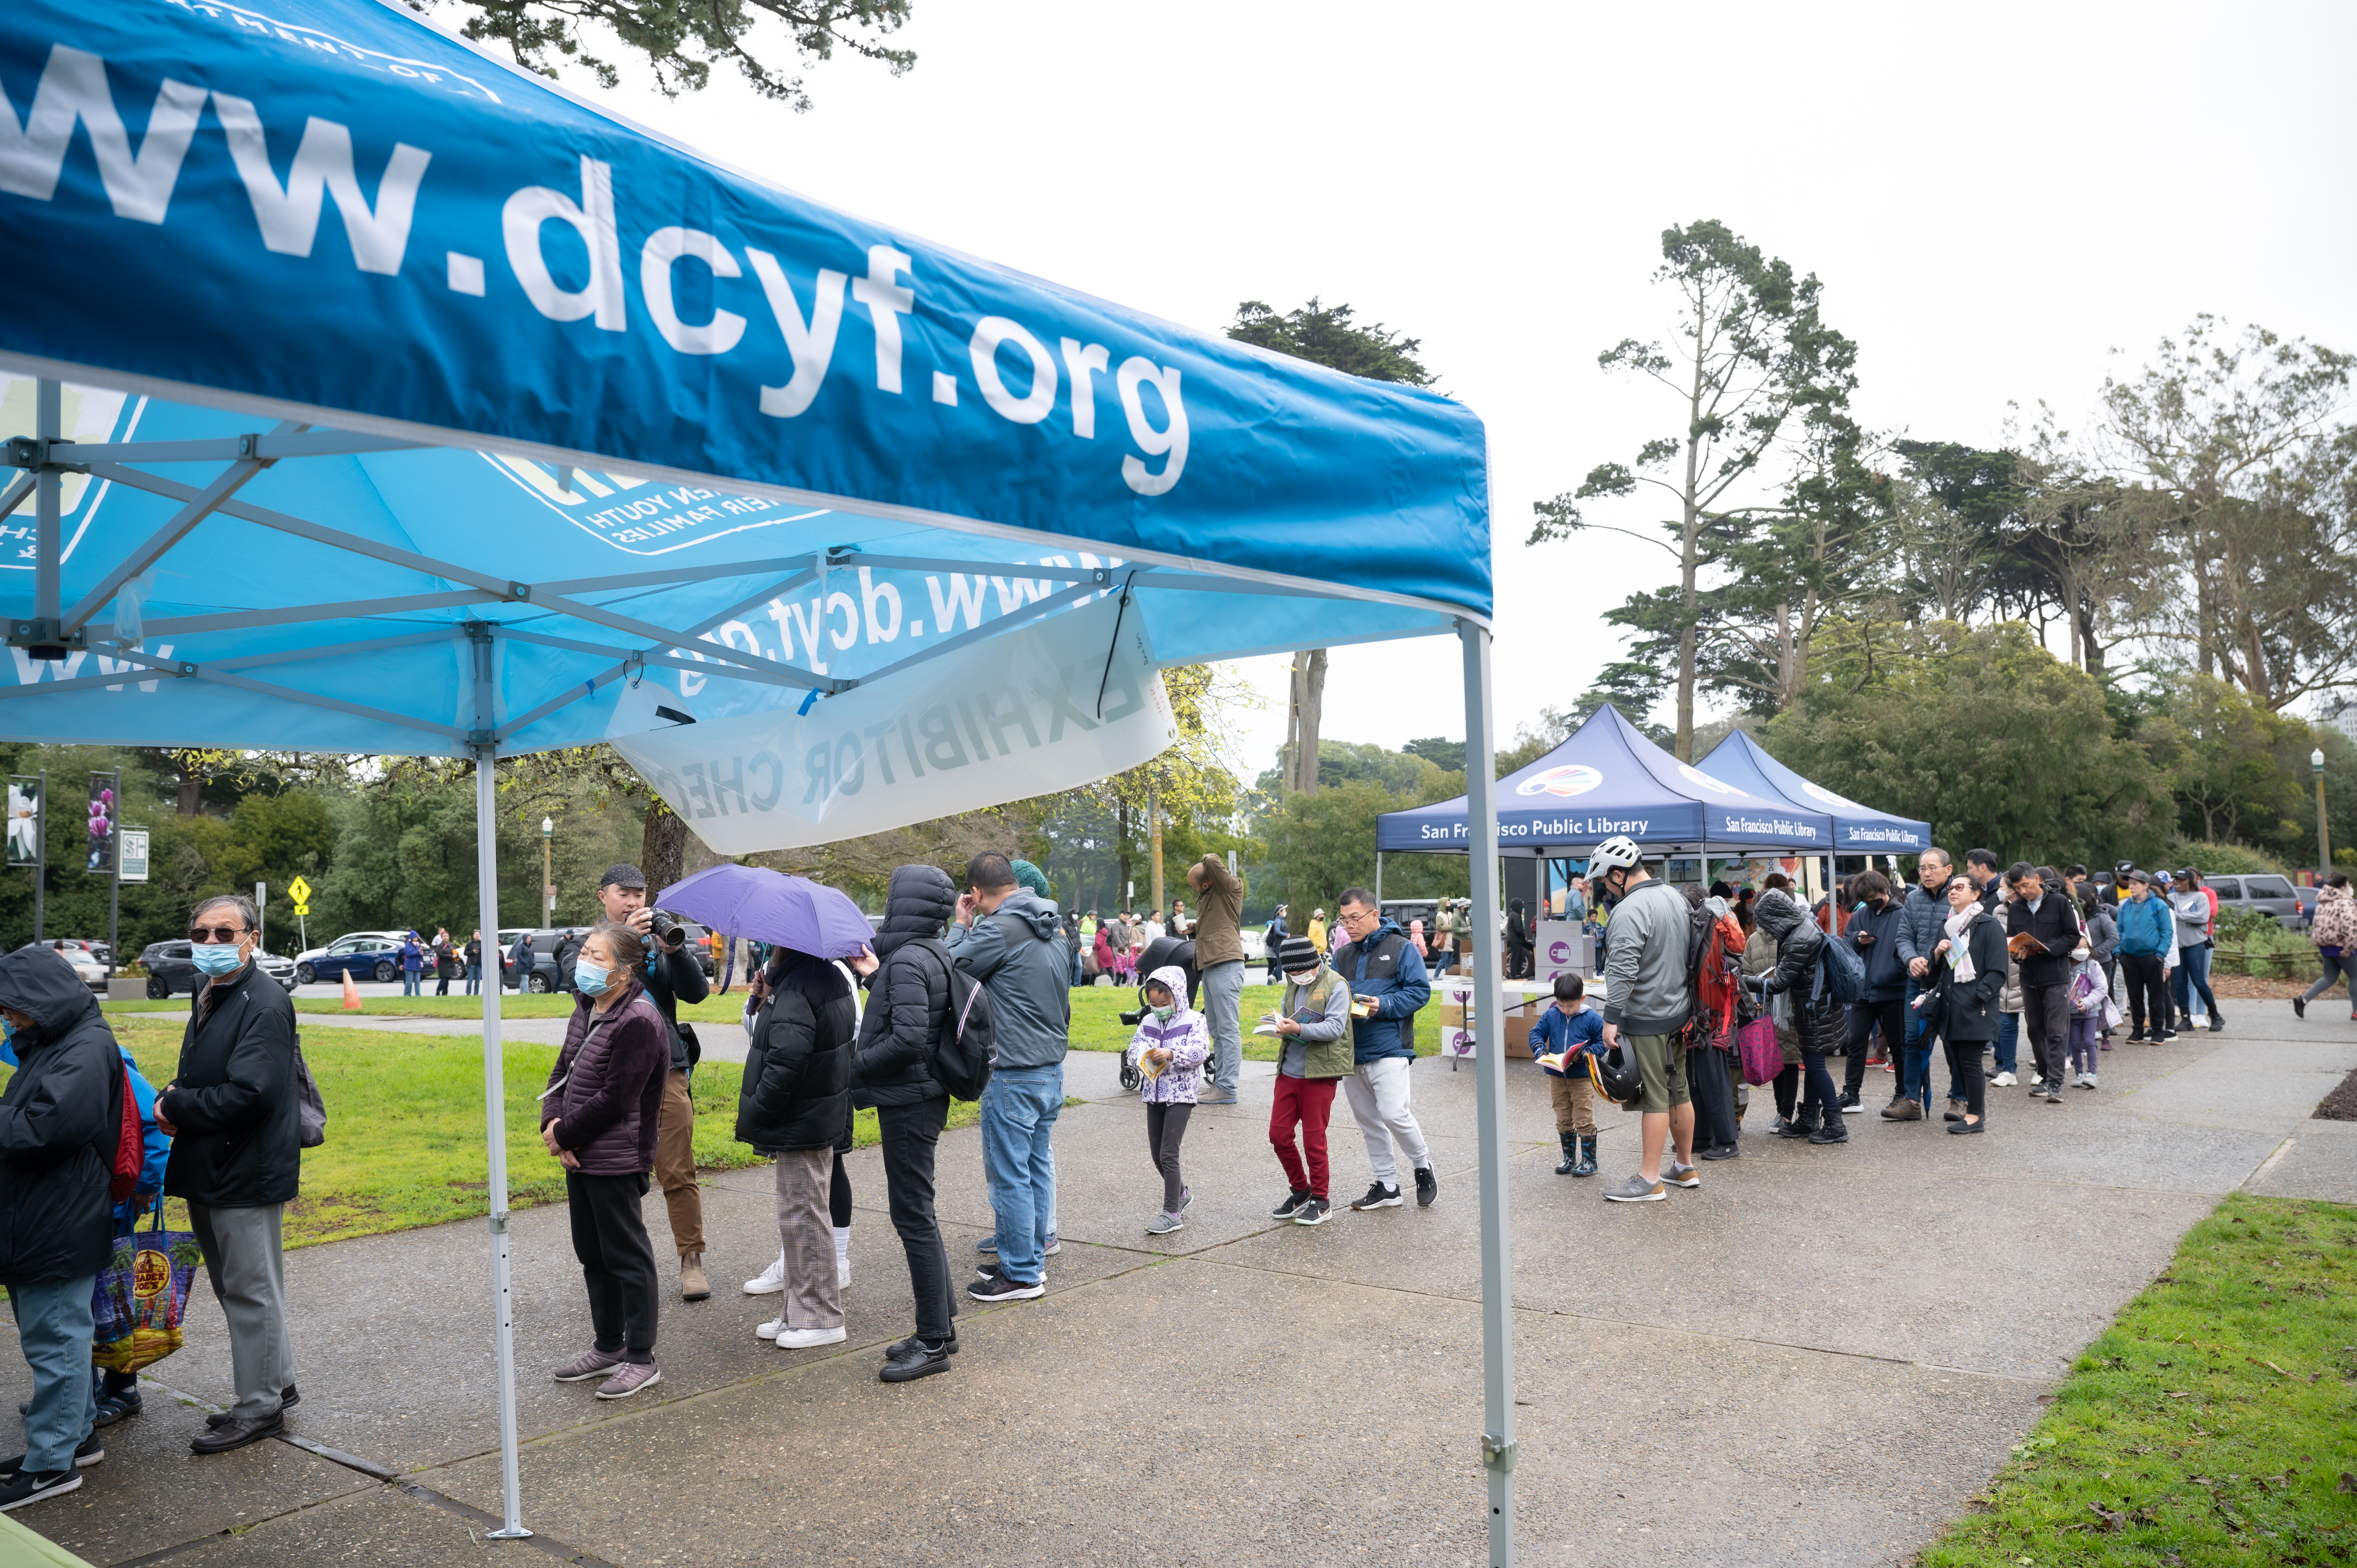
[{"xmin": 599, "ymin": 863, "xmax": 648, "ymax": 891}]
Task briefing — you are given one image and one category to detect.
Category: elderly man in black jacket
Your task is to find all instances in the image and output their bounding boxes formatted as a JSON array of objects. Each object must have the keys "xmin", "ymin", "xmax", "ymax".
[
  {"xmin": 852, "ymin": 865, "xmax": 959, "ymax": 1383},
  {"xmin": 155, "ymin": 893, "xmax": 302, "ymax": 1455},
  {"xmin": 0, "ymin": 946, "xmax": 125, "ymax": 1508},
  {"xmin": 593, "ymin": 865, "xmax": 714, "ymax": 1301}
]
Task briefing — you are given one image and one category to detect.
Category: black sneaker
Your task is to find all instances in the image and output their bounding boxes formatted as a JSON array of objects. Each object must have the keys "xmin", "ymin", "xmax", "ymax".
[
  {"xmin": 1292, "ymin": 1196, "xmax": 1332, "ymax": 1225},
  {"xmin": 967, "ymin": 1273, "xmax": 1044, "ymax": 1303},
  {"xmin": 1270, "ymin": 1189, "xmax": 1311, "ymax": 1220},
  {"xmin": 1413, "ymin": 1167, "xmax": 1438, "ymax": 1207},
  {"xmin": 885, "ymin": 1330, "xmax": 959, "ymax": 1358},
  {"xmin": 0, "ymin": 1467, "xmax": 80, "ymax": 1511},
  {"xmin": 2292, "ymin": 997, "xmax": 2306, "ymax": 1019},
  {"xmin": 0, "ymin": 1433, "xmax": 103, "ymax": 1477},
  {"xmin": 1350, "ymin": 1181, "xmax": 1403, "ymax": 1211},
  {"xmin": 878, "ymin": 1340, "xmax": 952, "ymax": 1383}
]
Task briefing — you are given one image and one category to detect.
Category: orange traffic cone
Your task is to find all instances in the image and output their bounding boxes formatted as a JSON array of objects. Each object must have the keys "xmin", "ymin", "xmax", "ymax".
[{"xmin": 341, "ymin": 969, "xmax": 363, "ymax": 1011}]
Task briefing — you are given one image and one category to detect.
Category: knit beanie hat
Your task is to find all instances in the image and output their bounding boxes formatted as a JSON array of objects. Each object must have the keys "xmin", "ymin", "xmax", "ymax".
[
  {"xmin": 1008, "ymin": 858, "xmax": 1052, "ymax": 900},
  {"xmin": 1277, "ymin": 935, "xmax": 1321, "ymax": 974}
]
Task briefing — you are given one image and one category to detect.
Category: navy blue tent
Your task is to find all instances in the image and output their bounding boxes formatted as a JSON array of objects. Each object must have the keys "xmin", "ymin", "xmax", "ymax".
[
  {"xmin": 1695, "ymin": 731, "xmax": 1930, "ymax": 854},
  {"xmin": 1377, "ymin": 704, "xmax": 1833, "ymax": 857}
]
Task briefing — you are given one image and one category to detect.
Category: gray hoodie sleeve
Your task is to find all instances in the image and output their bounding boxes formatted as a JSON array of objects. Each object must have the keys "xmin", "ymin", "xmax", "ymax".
[
  {"xmin": 943, "ymin": 910, "xmax": 1010, "ymax": 981},
  {"xmin": 1599, "ymin": 893, "xmax": 1650, "ymax": 1027}
]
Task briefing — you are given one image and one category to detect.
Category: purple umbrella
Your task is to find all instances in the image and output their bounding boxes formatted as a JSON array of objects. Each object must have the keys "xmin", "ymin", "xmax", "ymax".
[{"xmin": 656, "ymin": 865, "xmax": 875, "ymax": 959}]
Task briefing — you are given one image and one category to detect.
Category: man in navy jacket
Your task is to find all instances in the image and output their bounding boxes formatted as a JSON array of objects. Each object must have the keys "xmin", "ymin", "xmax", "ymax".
[{"xmin": 1331, "ymin": 888, "xmax": 1435, "ymax": 1211}]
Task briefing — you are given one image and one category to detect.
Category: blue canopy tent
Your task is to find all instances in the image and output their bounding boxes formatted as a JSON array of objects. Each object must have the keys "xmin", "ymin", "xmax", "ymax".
[
  {"xmin": 0, "ymin": 1, "xmax": 1527, "ymax": 1554},
  {"xmin": 1694, "ymin": 730, "xmax": 1930, "ymax": 857}
]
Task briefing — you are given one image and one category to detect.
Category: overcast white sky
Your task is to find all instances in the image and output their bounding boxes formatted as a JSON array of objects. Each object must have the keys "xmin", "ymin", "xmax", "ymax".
[{"xmin": 500, "ymin": 0, "xmax": 2357, "ymax": 779}]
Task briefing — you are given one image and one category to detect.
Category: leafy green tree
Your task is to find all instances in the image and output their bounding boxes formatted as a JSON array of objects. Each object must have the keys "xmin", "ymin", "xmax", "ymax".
[
  {"xmin": 2135, "ymin": 673, "xmax": 2314, "ymax": 848},
  {"xmin": 435, "ymin": 0, "xmax": 915, "ymax": 105},
  {"xmin": 1251, "ymin": 777, "xmax": 1466, "ymax": 922},
  {"xmin": 1761, "ymin": 622, "xmax": 2172, "ymax": 865},
  {"xmin": 1532, "ymin": 219, "xmax": 1857, "ymax": 757},
  {"xmin": 1228, "ymin": 298, "xmax": 1435, "ymax": 796}
]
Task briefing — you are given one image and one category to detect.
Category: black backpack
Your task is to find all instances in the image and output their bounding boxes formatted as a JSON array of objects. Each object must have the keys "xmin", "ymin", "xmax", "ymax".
[{"xmin": 910, "ymin": 939, "xmax": 996, "ymax": 1100}]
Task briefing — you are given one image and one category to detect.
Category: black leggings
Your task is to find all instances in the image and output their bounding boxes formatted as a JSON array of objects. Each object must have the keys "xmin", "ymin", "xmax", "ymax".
[
  {"xmin": 1773, "ymin": 1063, "xmax": 1799, "ymax": 1120},
  {"xmin": 1943, "ymin": 1035, "xmax": 1986, "ymax": 1119},
  {"xmin": 2120, "ymin": 952, "xmax": 2168, "ymax": 1034},
  {"xmin": 830, "ymin": 1149, "xmax": 852, "ymax": 1229},
  {"xmin": 1145, "ymin": 1102, "xmax": 1193, "ymax": 1213},
  {"xmin": 1844, "ymin": 997, "xmax": 1906, "ymax": 1098}
]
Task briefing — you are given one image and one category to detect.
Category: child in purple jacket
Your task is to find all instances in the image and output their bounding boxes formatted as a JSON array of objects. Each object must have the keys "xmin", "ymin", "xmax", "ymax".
[{"xmin": 1124, "ymin": 965, "xmax": 1210, "ymax": 1236}]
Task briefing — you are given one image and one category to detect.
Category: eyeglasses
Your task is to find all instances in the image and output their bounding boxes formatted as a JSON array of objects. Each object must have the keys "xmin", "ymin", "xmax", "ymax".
[{"xmin": 189, "ymin": 926, "xmax": 248, "ymax": 944}]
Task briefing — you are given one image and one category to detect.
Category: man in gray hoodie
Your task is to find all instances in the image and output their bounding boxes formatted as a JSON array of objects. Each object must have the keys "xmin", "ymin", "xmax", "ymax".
[
  {"xmin": 1591, "ymin": 837, "xmax": 1695, "ymax": 1203},
  {"xmin": 948, "ymin": 853, "xmax": 1071, "ymax": 1301}
]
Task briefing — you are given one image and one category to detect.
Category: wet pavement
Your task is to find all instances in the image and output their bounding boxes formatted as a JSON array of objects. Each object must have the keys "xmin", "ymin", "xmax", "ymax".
[{"xmin": 6, "ymin": 1001, "xmax": 2351, "ymax": 1566}]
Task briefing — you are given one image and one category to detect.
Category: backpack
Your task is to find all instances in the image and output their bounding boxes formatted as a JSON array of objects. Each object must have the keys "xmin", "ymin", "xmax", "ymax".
[
  {"xmin": 108, "ymin": 1059, "xmax": 141, "ymax": 1202},
  {"xmin": 1671, "ymin": 896, "xmax": 1724, "ymax": 1044},
  {"xmin": 293, "ymin": 1034, "xmax": 327, "ymax": 1148},
  {"xmin": 1813, "ymin": 929, "xmax": 1866, "ymax": 1005},
  {"xmin": 913, "ymin": 940, "xmax": 996, "ymax": 1101}
]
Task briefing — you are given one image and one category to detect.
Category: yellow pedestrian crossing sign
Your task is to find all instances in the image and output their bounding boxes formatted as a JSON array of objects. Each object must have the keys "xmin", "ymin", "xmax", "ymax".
[
  {"xmin": 293, "ymin": 903, "xmax": 310, "ymax": 917},
  {"xmin": 286, "ymin": 875, "xmax": 311, "ymax": 905}
]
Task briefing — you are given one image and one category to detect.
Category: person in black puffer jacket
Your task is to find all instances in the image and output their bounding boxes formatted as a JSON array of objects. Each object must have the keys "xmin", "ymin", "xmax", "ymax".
[
  {"xmin": 853, "ymin": 864, "xmax": 961, "ymax": 1381},
  {"xmin": 1753, "ymin": 888, "xmax": 1847, "ymax": 1145},
  {"xmin": 738, "ymin": 944, "xmax": 857, "ymax": 1350},
  {"xmin": 0, "ymin": 946, "xmax": 125, "ymax": 1504}
]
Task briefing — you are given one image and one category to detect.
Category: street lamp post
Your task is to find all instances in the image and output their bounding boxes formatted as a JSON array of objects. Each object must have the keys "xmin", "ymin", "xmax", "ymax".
[
  {"xmin": 541, "ymin": 816, "xmax": 554, "ymax": 925},
  {"xmin": 2315, "ymin": 749, "xmax": 2331, "ymax": 877}
]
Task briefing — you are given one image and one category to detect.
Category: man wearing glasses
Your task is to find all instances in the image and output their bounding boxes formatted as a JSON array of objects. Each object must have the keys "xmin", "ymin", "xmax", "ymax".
[
  {"xmin": 1332, "ymin": 888, "xmax": 1438, "ymax": 1211},
  {"xmin": 153, "ymin": 894, "xmax": 302, "ymax": 1455}
]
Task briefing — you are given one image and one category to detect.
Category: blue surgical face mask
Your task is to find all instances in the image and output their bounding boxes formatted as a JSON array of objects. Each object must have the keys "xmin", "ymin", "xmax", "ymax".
[
  {"xmin": 0, "ymin": 1018, "xmax": 16, "ymax": 1067},
  {"xmin": 191, "ymin": 941, "xmax": 246, "ymax": 976},
  {"xmin": 576, "ymin": 960, "xmax": 612, "ymax": 997}
]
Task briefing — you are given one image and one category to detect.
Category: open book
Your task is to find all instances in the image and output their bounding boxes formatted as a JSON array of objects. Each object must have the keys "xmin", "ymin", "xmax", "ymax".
[{"xmin": 2006, "ymin": 931, "xmax": 2053, "ymax": 960}]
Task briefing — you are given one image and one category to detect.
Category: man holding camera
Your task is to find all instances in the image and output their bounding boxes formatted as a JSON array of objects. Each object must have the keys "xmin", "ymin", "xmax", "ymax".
[{"xmin": 595, "ymin": 865, "xmax": 713, "ymax": 1301}]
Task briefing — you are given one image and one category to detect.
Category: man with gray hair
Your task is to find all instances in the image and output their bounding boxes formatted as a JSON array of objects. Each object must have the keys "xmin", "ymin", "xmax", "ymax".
[{"xmin": 153, "ymin": 893, "xmax": 302, "ymax": 1454}]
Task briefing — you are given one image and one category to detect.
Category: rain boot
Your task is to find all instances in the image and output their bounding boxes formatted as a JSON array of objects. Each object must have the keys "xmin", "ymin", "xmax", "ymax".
[
  {"xmin": 1808, "ymin": 1100, "xmax": 1848, "ymax": 1144},
  {"xmin": 1573, "ymin": 1134, "xmax": 1598, "ymax": 1177},
  {"xmin": 1555, "ymin": 1132, "xmax": 1579, "ymax": 1175}
]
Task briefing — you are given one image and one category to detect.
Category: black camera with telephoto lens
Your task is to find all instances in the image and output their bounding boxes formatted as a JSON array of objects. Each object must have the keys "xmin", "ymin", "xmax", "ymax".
[{"xmin": 647, "ymin": 909, "xmax": 681, "ymax": 948}]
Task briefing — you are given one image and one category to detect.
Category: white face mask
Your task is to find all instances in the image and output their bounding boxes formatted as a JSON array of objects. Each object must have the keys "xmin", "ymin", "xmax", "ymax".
[{"xmin": 1285, "ymin": 969, "xmax": 1320, "ymax": 986}]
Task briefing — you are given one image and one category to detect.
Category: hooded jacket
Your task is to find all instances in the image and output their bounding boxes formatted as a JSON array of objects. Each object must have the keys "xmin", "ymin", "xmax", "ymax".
[
  {"xmin": 944, "ymin": 888, "xmax": 1070, "ymax": 1071},
  {"xmin": 853, "ymin": 864, "xmax": 956, "ymax": 1108},
  {"xmin": 738, "ymin": 953, "xmax": 858, "ymax": 1153},
  {"xmin": 1845, "ymin": 897, "xmax": 1909, "ymax": 1001},
  {"xmin": 1334, "ymin": 916, "xmax": 1430, "ymax": 1063},
  {"xmin": 161, "ymin": 957, "xmax": 301, "ymax": 1208},
  {"xmin": 1752, "ymin": 890, "xmax": 1843, "ymax": 1055},
  {"xmin": 544, "ymin": 983, "xmax": 669, "ymax": 1174},
  {"xmin": 1125, "ymin": 965, "xmax": 1210, "ymax": 1105},
  {"xmin": 0, "ymin": 947, "xmax": 125, "ymax": 1286},
  {"xmin": 2115, "ymin": 892, "xmax": 2176, "ymax": 957}
]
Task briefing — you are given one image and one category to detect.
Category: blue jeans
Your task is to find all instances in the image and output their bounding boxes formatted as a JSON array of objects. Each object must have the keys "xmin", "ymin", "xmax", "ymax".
[
  {"xmin": 402, "ymin": 971, "xmax": 422, "ymax": 995},
  {"xmin": 2173, "ymin": 945, "xmax": 2216, "ymax": 1017},
  {"xmin": 1901, "ymin": 978, "xmax": 1938, "ymax": 1107},
  {"xmin": 979, "ymin": 1064, "xmax": 1064, "ymax": 1285},
  {"xmin": 9, "ymin": 1274, "xmax": 97, "ymax": 1473},
  {"xmin": 1995, "ymin": 1012, "xmax": 2018, "ymax": 1076},
  {"xmin": 465, "ymin": 968, "xmax": 481, "ymax": 994}
]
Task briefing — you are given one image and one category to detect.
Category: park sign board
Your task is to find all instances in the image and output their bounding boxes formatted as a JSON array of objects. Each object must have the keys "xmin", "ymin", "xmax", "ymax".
[{"xmin": 117, "ymin": 827, "xmax": 148, "ymax": 883}]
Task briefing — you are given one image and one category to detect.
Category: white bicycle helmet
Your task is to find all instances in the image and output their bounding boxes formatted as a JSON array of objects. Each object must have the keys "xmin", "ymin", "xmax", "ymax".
[{"xmin": 1588, "ymin": 835, "xmax": 1643, "ymax": 876}]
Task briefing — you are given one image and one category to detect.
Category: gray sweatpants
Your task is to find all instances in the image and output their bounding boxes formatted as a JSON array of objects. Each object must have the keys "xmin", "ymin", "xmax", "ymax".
[
  {"xmin": 188, "ymin": 1201, "xmax": 293, "ymax": 1420},
  {"xmin": 773, "ymin": 1149, "xmax": 843, "ymax": 1331},
  {"xmin": 1200, "ymin": 960, "xmax": 1245, "ymax": 1093}
]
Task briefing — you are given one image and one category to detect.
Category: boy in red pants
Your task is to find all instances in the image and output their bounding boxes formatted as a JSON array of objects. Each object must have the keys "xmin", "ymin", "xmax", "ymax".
[{"xmin": 1263, "ymin": 936, "xmax": 1354, "ymax": 1225}]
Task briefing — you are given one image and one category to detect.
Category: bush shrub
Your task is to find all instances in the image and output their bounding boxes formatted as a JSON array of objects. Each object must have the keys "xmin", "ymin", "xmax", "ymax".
[{"xmin": 2162, "ymin": 837, "xmax": 2288, "ymax": 877}]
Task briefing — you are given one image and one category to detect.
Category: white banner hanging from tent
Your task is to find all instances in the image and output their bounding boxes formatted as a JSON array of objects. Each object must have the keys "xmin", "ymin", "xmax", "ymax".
[{"xmin": 610, "ymin": 593, "xmax": 1174, "ymax": 854}]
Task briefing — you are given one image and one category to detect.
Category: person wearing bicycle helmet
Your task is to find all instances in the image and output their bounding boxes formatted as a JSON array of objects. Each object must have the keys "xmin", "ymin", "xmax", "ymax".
[{"xmin": 1590, "ymin": 837, "xmax": 1699, "ymax": 1203}]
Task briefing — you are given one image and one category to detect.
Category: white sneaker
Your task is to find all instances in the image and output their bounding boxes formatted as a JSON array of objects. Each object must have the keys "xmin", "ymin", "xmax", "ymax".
[
  {"xmin": 1991, "ymin": 1071, "xmax": 2016, "ymax": 1087},
  {"xmin": 836, "ymin": 1252, "xmax": 850, "ymax": 1289},
  {"xmin": 744, "ymin": 1252, "xmax": 786, "ymax": 1296},
  {"xmin": 774, "ymin": 1325, "xmax": 847, "ymax": 1349},
  {"xmin": 2081, "ymin": 1072, "xmax": 2097, "ymax": 1089},
  {"xmin": 754, "ymin": 1317, "xmax": 783, "ymax": 1341}
]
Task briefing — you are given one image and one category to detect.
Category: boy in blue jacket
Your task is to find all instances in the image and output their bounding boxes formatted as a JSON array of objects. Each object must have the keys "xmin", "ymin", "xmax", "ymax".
[{"xmin": 1528, "ymin": 974, "xmax": 1604, "ymax": 1178}]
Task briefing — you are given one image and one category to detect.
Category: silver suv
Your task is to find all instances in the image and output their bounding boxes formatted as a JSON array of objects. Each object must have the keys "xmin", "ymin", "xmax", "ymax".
[{"xmin": 2205, "ymin": 873, "xmax": 2305, "ymax": 929}]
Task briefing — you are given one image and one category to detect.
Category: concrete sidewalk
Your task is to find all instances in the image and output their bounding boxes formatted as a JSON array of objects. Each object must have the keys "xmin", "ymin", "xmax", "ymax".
[{"xmin": 8, "ymin": 1003, "xmax": 2353, "ymax": 1566}]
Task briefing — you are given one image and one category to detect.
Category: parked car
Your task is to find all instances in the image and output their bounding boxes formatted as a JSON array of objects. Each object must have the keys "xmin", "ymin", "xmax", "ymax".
[
  {"xmin": 141, "ymin": 940, "xmax": 299, "ymax": 997},
  {"xmin": 44, "ymin": 936, "xmax": 113, "ymax": 973},
  {"xmin": 2206, "ymin": 873, "xmax": 2305, "ymax": 928},
  {"xmin": 505, "ymin": 927, "xmax": 591, "ymax": 994},
  {"xmin": 292, "ymin": 931, "xmax": 408, "ymax": 985},
  {"xmin": 14, "ymin": 941, "xmax": 108, "ymax": 992},
  {"xmin": 2297, "ymin": 885, "xmax": 2320, "ymax": 927}
]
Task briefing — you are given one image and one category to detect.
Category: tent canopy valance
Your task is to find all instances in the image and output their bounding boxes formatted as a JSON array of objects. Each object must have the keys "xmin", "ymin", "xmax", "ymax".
[
  {"xmin": 1693, "ymin": 730, "xmax": 1930, "ymax": 854},
  {"xmin": 1376, "ymin": 704, "xmax": 1833, "ymax": 858}
]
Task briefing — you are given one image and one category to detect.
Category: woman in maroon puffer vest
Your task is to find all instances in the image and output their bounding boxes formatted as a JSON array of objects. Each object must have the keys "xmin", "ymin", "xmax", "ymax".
[{"xmin": 541, "ymin": 922, "xmax": 673, "ymax": 1400}]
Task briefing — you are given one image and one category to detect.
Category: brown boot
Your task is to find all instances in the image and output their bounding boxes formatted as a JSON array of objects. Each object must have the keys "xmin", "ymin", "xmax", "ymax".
[
  {"xmin": 678, "ymin": 1252, "xmax": 710, "ymax": 1302},
  {"xmin": 1880, "ymin": 1097, "xmax": 1923, "ymax": 1121}
]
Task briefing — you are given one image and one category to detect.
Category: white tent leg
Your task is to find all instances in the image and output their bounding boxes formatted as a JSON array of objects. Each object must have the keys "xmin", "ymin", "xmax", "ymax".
[
  {"xmin": 472, "ymin": 646, "xmax": 531, "ymax": 1540},
  {"xmin": 1458, "ymin": 619, "xmax": 1515, "ymax": 1564}
]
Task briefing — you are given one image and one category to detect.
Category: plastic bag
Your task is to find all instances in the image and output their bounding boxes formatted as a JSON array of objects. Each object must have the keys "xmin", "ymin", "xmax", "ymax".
[{"xmin": 91, "ymin": 1207, "xmax": 201, "ymax": 1374}]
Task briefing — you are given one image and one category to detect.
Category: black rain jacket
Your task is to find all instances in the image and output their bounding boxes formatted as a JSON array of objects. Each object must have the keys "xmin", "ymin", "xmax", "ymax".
[
  {"xmin": 0, "ymin": 948, "xmax": 125, "ymax": 1285},
  {"xmin": 737, "ymin": 953, "xmax": 857, "ymax": 1154},
  {"xmin": 161, "ymin": 959, "xmax": 301, "ymax": 1209},
  {"xmin": 852, "ymin": 865, "xmax": 955, "ymax": 1109}
]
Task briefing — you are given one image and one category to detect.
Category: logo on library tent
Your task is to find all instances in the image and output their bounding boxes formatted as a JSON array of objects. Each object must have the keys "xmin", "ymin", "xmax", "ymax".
[
  {"xmin": 1677, "ymin": 763, "xmax": 1744, "ymax": 796},
  {"xmin": 1801, "ymin": 779, "xmax": 1864, "ymax": 811},
  {"xmin": 1516, "ymin": 764, "xmax": 1602, "ymax": 798}
]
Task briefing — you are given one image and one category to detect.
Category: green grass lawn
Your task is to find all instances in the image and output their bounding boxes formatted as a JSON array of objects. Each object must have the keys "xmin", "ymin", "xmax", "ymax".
[
  {"xmin": 100, "ymin": 992, "xmax": 760, "ymax": 1024},
  {"xmin": 1921, "ymin": 1193, "xmax": 2357, "ymax": 1566},
  {"xmin": 77, "ymin": 1015, "xmax": 989, "ymax": 1252}
]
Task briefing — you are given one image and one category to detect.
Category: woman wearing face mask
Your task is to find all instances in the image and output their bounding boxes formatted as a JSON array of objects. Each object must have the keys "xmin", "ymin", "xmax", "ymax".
[
  {"xmin": 736, "ymin": 940, "xmax": 859, "ymax": 1349},
  {"xmin": 1926, "ymin": 875, "xmax": 2007, "ymax": 1132},
  {"xmin": 542, "ymin": 922, "xmax": 673, "ymax": 1400}
]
